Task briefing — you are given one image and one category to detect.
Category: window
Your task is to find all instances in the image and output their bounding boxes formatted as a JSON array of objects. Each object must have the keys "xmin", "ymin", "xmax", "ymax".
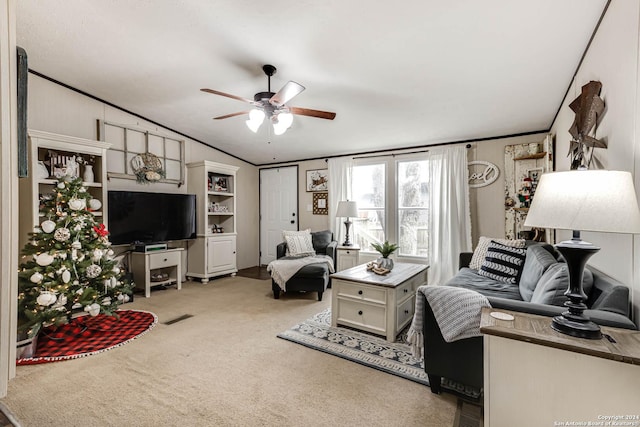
[
  {"xmin": 352, "ymin": 155, "xmax": 429, "ymax": 259},
  {"xmin": 352, "ymin": 163, "xmax": 385, "ymax": 251},
  {"xmin": 397, "ymin": 160, "xmax": 429, "ymax": 258}
]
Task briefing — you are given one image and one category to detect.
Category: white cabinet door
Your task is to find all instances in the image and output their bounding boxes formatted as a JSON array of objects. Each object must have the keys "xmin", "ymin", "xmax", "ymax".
[{"xmin": 207, "ymin": 235, "xmax": 236, "ymax": 273}]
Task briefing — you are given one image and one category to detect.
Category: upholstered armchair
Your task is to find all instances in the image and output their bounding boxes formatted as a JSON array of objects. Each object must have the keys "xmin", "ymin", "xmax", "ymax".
[{"xmin": 271, "ymin": 230, "xmax": 337, "ymax": 301}]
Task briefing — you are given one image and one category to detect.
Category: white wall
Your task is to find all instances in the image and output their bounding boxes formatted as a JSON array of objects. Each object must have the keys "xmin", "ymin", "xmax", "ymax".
[
  {"xmin": 27, "ymin": 74, "xmax": 259, "ymax": 270},
  {"xmin": 550, "ymin": 0, "xmax": 640, "ymax": 323}
]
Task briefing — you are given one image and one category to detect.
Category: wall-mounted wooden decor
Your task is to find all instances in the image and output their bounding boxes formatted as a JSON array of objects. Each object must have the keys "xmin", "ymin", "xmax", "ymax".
[{"xmin": 313, "ymin": 192, "xmax": 328, "ymax": 215}]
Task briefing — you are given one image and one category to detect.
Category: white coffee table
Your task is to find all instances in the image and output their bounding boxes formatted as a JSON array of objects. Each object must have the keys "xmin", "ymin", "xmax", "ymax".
[{"xmin": 330, "ymin": 262, "xmax": 429, "ymax": 341}]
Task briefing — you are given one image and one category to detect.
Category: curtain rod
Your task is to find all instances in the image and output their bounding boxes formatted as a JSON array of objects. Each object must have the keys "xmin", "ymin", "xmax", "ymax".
[{"xmin": 352, "ymin": 144, "xmax": 472, "ymax": 160}]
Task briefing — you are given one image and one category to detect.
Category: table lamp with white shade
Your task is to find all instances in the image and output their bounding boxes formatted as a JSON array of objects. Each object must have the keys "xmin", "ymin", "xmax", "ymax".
[
  {"xmin": 336, "ymin": 200, "xmax": 358, "ymax": 246},
  {"xmin": 524, "ymin": 170, "xmax": 640, "ymax": 339}
]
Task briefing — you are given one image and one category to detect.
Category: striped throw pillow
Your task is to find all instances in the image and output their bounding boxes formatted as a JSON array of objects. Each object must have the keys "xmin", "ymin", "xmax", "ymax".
[
  {"xmin": 469, "ymin": 236, "xmax": 525, "ymax": 270},
  {"xmin": 478, "ymin": 240, "xmax": 527, "ymax": 284}
]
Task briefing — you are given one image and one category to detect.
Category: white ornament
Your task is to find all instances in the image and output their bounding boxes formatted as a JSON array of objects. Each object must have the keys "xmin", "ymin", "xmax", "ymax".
[
  {"xmin": 71, "ymin": 248, "xmax": 78, "ymax": 261},
  {"xmin": 110, "ymin": 276, "xmax": 117, "ymax": 288},
  {"xmin": 58, "ymin": 252, "xmax": 67, "ymax": 260},
  {"xmin": 112, "ymin": 266, "xmax": 121, "ymax": 275},
  {"xmin": 84, "ymin": 303, "xmax": 101, "ymax": 317},
  {"xmin": 61, "ymin": 270, "xmax": 71, "ymax": 283},
  {"xmin": 102, "ymin": 297, "xmax": 112, "ymax": 305},
  {"xmin": 37, "ymin": 291, "xmax": 57, "ymax": 306},
  {"xmin": 41, "ymin": 220, "xmax": 56, "ymax": 233},
  {"xmin": 88, "ymin": 199, "xmax": 102, "ymax": 210},
  {"xmin": 91, "ymin": 249, "xmax": 103, "ymax": 262},
  {"xmin": 68, "ymin": 198, "xmax": 86, "ymax": 211},
  {"xmin": 106, "ymin": 249, "xmax": 114, "ymax": 257},
  {"xmin": 57, "ymin": 182, "xmax": 65, "ymax": 189},
  {"xmin": 86, "ymin": 264, "xmax": 102, "ymax": 278},
  {"xmin": 53, "ymin": 294, "xmax": 67, "ymax": 307},
  {"xmin": 35, "ymin": 253, "xmax": 55, "ymax": 267},
  {"xmin": 54, "ymin": 227, "xmax": 71, "ymax": 242},
  {"xmin": 71, "ymin": 241, "xmax": 82, "ymax": 249},
  {"xmin": 117, "ymin": 294, "xmax": 130, "ymax": 303},
  {"xmin": 30, "ymin": 272, "xmax": 44, "ymax": 283}
]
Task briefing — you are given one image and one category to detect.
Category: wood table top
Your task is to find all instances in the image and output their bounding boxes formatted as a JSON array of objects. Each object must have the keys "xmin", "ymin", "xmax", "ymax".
[
  {"xmin": 480, "ymin": 308, "xmax": 640, "ymax": 366},
  {"xmin": 330, "ymin": 262, "xmax": 429, "ymax": 288}
]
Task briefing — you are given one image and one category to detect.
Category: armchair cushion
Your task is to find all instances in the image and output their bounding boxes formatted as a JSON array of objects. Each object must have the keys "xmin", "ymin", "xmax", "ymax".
[{"xmin": 311, "ymin": 230, "xmax": 333, "ymax": 255}]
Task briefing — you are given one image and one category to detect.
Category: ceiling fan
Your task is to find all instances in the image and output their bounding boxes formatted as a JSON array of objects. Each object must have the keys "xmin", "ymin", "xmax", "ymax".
[{"xmin": 201, "ymin": 64, "xmax": 336, "ymax": 135}]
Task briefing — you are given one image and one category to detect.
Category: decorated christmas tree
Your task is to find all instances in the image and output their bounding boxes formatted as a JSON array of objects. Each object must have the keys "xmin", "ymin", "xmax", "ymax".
[{"xmin": 18, "ymin": 176, "xmax": 133, "ymax": 338}]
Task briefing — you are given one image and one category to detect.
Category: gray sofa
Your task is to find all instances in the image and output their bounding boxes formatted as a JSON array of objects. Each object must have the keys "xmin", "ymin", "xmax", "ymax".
[{"xmin": 424, "ymin": 242, "xmax": 637, "ymax": 395}]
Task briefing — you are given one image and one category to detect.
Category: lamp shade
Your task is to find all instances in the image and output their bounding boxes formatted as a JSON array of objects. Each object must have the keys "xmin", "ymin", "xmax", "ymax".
[
  {"xmin": 524, "ymin": 170, "xmax": 640, "ymax": 234},
  {"xmin": 336, "ymin": 200, "xmax": 358, "ymax": 218}
]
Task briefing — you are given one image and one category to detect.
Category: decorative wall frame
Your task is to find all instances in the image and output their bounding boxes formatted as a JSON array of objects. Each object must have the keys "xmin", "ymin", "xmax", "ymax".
[
  {"xmin": 312, "ymin": 192, "xmax": 328, "ymax": 215},
  {"xmin": 97, "ymin": 120, "xmax": 185, "ymax": 186},
  {"xmin": 306, "ymin": 169, "xmax": 328, "ymax": 192}
]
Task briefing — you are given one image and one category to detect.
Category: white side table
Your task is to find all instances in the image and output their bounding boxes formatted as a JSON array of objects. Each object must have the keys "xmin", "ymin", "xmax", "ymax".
[
  {"xmin": 336, "ymin": 245, "xmax": 360, "ymax": 271},
  {"xmin": 130, "ymin": 248, "xmax": 183, "ymax": 298}
]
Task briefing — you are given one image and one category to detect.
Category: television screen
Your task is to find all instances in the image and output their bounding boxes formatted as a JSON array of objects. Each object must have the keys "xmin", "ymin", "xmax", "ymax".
[{"xmin": 108, "ymin": 191, "xmax": 196, "ymax": 245}]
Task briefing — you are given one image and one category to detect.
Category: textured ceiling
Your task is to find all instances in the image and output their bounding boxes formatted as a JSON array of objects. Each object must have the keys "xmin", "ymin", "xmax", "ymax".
[{"xmin": 17, "ymin": 0, "xmax": 607, "ymax": 165}]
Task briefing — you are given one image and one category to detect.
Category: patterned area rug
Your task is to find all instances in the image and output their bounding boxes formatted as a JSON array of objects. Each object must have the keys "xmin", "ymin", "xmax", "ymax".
[
  {"xmin": 17, "ymin": 310, "xmax": 157, "ymax": 365},
  {"xmin": 277, "ymin": 308, "xmax": 481, "ymax": 400}
]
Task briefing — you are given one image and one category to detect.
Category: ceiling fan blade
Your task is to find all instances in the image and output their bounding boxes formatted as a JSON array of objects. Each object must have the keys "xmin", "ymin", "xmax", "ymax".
[
  {"xmin": 289, "ymin": 107, "xmax": 336, "ymax": 120},
  {"xmin": 213, "ymin": 111, "xmax": 250, "ymax": 120},
  {"xmin": 201, "ymin": 88, "xmax": 253, "ymax": 104},
  {"xmin": 270, "ymin": 81, "xmax": 305, "ymax": 107}
]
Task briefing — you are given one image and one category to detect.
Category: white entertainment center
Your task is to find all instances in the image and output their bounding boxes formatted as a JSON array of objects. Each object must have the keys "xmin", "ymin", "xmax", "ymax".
[{"xmin": 20, "ymin": 130, "xmax": 241, "ymax": 298}]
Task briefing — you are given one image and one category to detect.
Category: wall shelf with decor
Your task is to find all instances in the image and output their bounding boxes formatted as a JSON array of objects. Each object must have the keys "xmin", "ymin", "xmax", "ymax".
[
  {"xmin": 504, "ymin": 134, "xmax": 553, "ymax": 241},
  {"xmin": 186, "ymin": 161, "xmax": 239, "ymax": 282},
  {"xmin": 19, "ymin": 130, "xmax": 111, "ymax": 249}
]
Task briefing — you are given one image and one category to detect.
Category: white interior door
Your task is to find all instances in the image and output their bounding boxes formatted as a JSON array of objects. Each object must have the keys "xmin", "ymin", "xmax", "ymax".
[{"xmin": 260, "ymin": 166, "xmax": 298, "ymax": 265}]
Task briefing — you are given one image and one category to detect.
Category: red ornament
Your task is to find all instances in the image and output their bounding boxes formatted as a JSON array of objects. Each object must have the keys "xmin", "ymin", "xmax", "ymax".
[{"xmin": 93, "ymin": 224, "xmax": 109, "ymax": 237}]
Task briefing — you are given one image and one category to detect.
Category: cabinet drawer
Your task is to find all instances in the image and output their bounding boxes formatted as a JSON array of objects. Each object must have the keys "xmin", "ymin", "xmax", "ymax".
[
  {"xmin": 335, "ymin": 280, "xmax": 386, "ymax": 305},
  {"xmin": 149, "ymin": 251, "xmax": 180, "ymax": 270},
  {"xmin": 396, "ymin": 296, "xmax": 415, "ymax": 331},
  {"xmin": 336, "ymin": 299, "xmax": 386, "ymax": 333},
  {"xmin": 395, "ymin": 280, "xmax": 415, "ymax": 303}
]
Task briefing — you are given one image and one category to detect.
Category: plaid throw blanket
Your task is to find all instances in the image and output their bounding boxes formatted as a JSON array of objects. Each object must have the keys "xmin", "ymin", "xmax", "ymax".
[
  {"xmin": 267, "ymin": 255, "xmax": 334, "ymax": 291},
  {"xmin": 406, "ymin": 285, "xmax": 490, "ymax": 359}
]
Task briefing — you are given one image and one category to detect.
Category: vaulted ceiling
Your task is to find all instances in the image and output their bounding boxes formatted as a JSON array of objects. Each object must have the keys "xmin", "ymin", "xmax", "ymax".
[{"xmin": 17, "ymin": 1, "xmax": 608, "ymax": 165}]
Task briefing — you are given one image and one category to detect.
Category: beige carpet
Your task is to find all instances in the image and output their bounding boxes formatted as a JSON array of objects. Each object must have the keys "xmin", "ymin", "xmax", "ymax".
[{"xmin": 1, "ymin": 276, "xmax": 457, "ymax": 426}]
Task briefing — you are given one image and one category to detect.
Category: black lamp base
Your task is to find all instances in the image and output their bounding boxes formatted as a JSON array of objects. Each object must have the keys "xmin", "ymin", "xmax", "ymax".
[
  {"xmin": 551, "ymin": 315, "xmax": 602, "ymax": 340},
  {"xmin": 553, "ymin": 237, "xmax": 602, "ymax": 340}
]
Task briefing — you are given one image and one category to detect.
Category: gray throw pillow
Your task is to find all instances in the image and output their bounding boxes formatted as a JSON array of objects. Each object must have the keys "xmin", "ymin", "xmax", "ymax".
[
  {"xmin": 530, "ymin": 263, "xmax": 594, "ymax": 306},
  {"xmin": 519, "ymin": 245, "xmax": 557, "ymax": 301}
]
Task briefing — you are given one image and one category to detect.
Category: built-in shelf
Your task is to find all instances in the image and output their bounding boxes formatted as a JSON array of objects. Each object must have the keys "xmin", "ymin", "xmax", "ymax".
[{"xmin": 514, "ymin": 151, "xmax": 547, "ymax": 161}]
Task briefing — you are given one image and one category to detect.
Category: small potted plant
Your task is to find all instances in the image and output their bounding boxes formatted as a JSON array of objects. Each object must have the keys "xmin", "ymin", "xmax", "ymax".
[{"xmin": 371, "ymin": 241, "xmax": 398, "ymax": 271}]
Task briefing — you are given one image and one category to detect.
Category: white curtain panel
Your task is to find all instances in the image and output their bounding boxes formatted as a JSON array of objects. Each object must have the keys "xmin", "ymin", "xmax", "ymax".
[
  {"xmin": 328, "ymin": 156, "xmax": 353, "ymax": 244},
  {"xmin": 427, "ymin": 145, "xmax": 472, "ymax": 285}
]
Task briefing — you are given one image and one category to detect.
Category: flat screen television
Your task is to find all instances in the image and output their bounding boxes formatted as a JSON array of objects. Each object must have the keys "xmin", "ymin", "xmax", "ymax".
[{"xmin": 108, "ymin": 191, "xmax": 196, "ymax": 245}]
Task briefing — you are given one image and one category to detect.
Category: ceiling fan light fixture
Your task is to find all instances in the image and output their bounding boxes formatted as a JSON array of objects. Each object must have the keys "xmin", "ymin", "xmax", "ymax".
[
  {"xmin": 273, "ymin": 112, "xmax": 293, "ymax": 135},
  {"xmin": 246, "ymin": 109, "xmax": 265, "ymax": 133}
]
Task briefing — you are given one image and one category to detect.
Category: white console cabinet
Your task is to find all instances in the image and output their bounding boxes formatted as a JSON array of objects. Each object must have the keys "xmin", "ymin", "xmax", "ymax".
[
  {"xmin": 186, "ymin": 161, "xmax": 238, "ymax": 282},
  {"xmin": 130, "ymin": 248, "xmax": 183, "ymax": 298}
]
